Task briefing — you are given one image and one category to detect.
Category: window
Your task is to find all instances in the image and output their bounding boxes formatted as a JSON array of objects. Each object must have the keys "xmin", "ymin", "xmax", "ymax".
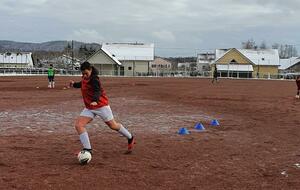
[
  {"xmin": 128, "ymin": 67, "xmax": 132, "ymax": 70},
  {"xmin": 230, "ymin": 59, "xmax": 237, "ymax": 64},
  {"xmin": 262, "ymin": 58, "xmax": 265, "ymax": 61}
]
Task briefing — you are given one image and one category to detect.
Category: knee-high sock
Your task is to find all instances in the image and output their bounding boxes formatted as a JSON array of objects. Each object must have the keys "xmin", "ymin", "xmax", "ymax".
[
  {"xmin": 79, "ymin": 131, "xmax": 91, "ymax": 149},
  {"xmin": 118, "ymin": 124, "xmax": 132, "ymax": 139}
]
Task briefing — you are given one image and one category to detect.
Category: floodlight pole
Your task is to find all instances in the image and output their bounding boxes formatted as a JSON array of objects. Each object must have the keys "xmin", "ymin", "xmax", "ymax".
[{"xmin": 71, "ymin": 40, "xmax": 74, "ymax": 74}]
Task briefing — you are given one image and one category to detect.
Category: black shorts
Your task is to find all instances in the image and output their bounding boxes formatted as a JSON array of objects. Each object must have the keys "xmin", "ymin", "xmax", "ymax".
[{"xmin": 48, "ymin": 76, "xmax": 54, "ymax": 82}]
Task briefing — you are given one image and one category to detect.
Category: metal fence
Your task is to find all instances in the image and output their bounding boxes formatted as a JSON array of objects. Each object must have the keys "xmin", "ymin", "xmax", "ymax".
[
  {"xmin": 0, "ymin": 68, "xmax": 81, "ymax": 76},
  {"xmin": 0, "ymin": 67, "xmax": 299, "ymax": 80}
]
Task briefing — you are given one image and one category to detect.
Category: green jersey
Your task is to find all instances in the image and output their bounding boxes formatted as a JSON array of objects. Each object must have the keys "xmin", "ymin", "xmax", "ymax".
[{"xmin": 48, "ymin": 68, "xmax": 55, "ymax": 77}]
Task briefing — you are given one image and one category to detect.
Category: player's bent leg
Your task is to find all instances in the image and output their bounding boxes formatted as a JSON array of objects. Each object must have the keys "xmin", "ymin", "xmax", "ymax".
[
  {"xmin": 105, "ymin": 119, "xmax": 120, "ymax": 131},
  {"xmin": 75, "ymin": 116, "xmax": 93, "ymax": 151},
  {"xmin": 75, "ymin": 116, "xmax": 93, "ymax": 134},
  {"xmin": 105, "ymin": 120, "xmax": 135, "ymax": 151}
]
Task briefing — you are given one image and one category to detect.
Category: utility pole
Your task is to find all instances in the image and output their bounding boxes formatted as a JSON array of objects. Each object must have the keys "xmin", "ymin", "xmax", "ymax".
[{"xmin": 71, "ymin": 40, "xmax": 74, "ymax": 73}]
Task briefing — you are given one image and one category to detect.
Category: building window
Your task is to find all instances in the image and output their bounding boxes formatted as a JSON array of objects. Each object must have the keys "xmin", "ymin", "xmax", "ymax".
[
  {"xmin": 230, "ymin": 59, "xmax": 237, "ymax": 64},
  {"xmin": 262, "ymin": 58, "xmax": 265, "ymax": 61},
  {"xmin": 128, "ymin": 67, "xmax": 132, "ymax": 70}
]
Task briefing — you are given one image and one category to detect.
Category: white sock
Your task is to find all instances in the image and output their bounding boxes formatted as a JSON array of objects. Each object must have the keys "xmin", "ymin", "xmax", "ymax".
[
  {"xmin": 118, "ymin": 124, "xmax": 132, "ymax": 139},
  {"xmin": 48, "ymin": 82, "xmax": 51, "ymax": 88},
  {"xmin": 52, "ymin": 82, "xmax": 55, "ymax": 88},
  {"xmin": 79, "ymin": 131, "xmax": 92, "ymax": 149}
]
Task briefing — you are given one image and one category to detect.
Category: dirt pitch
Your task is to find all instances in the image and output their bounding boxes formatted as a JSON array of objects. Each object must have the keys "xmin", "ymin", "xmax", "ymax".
[{"xmin": 0, "ymin": 76, "xmax": 300, "ymax": 190}]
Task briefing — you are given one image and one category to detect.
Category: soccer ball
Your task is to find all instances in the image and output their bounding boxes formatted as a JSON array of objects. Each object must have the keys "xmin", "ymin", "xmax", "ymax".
[
  {"xmin": 296, "ymin": 95, "xmax": 300, "ymax": 99},
  {"xmin": 77, "ymin": 150, "xmax": 92, "ymax": 165}
]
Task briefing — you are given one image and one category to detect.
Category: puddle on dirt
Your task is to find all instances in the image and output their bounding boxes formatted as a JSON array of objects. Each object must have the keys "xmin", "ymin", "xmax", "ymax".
[{"xmin": 0, "ymin": 97, "xmax": 216, "ymax": 135}]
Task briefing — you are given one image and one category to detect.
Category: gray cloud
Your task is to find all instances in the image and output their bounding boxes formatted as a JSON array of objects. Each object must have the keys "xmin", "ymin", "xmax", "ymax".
[{"xmin": 0, "ymin": 0, "xmax": 299, "ymax": 56}]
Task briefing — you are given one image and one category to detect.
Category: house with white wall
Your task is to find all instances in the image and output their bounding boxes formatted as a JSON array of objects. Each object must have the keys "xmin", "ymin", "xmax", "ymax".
[
  {"xmin": 102, "ymin": 43, "xmax": 154, "ymax": 76},
  {"xmin": 0, "ymin": 52, "xmax": 34, "ymax": 68}
]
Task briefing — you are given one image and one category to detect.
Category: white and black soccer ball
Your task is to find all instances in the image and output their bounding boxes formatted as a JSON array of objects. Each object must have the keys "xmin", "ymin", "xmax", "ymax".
[{"xmin": 77, "ymin": 150, "xmax": 92, "ymax": 165}]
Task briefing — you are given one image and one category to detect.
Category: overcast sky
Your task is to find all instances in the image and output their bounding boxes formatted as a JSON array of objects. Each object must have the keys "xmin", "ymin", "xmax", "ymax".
[{"xmin": 1, "ymin": 0, "xmax": 300, "ymax": 56}]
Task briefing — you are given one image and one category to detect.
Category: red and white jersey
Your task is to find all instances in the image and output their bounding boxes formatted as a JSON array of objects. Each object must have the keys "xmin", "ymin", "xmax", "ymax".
[{"xmin": 74, "ymin": 77, "xmax": 109, "ymax": 109}]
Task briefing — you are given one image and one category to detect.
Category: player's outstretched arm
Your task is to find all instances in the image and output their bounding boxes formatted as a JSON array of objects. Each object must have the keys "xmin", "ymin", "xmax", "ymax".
[{"xmin": 70, "ymin": 80, "xmax": 81, "ymax": 88}]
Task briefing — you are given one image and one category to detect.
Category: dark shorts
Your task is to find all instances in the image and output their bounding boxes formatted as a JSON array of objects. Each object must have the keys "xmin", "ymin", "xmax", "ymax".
[{"xmin": 48, "ymin": 76, "xmax": 54, "ymax": 82}]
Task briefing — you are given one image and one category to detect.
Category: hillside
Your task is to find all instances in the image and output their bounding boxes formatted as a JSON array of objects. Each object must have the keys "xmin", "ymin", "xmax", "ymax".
[{"xmin": 0, "ymin": 40, "xmax": 101, "ymax": 52}]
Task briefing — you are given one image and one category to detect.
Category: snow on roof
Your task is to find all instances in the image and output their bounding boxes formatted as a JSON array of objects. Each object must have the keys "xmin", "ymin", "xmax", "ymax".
[
  {"xmin": 215, "ymin": 48, "xmax": 280, "ymax": 66},
  {"xmin": 61, "ymin": 54, "xmax": 81, "ymax": 62},
  {"xmin": 217, "ymin": 64, "xmax": 253, "ymax": 72},
  {"xmin": 215, "ymin": 49, "xmax": 229, "ymax": 60},
  {"xmin": 237, "ymin": 49, "xmax": 279, "ymax": 66},
  {"xmin": 102, "ymin": 43, "xmax": 154, "ymax": 61},
  {"xmin": 100, "ymin": 47, "xmax": 122, "ymax": 66},
  {"xmin": 153, "ymin": 57, "xmax": 172, "ymax": 65},
  {"xmin": 0, "ymin": 52, "xmax": 33, "ymax": 66},
  {"xmin": 279, "ymin": 57, "xmax": 300, "ymax": 70}
]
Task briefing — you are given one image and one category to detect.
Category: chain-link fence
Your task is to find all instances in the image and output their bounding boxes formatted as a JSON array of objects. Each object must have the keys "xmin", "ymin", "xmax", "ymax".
[
  {"xmin": 0, "ymin": 67, "xmax": 298, "ymax": 80},
  {"xmin": 0, "ymin": 68, "xmax": 81, "ymax": 76}
]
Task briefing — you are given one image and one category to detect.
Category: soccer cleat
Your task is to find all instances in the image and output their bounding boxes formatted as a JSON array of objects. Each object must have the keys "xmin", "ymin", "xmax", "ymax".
[
  {"xmin": 127, "ymin": 136, "xmax": 135, "ymax": 151},
  {"xmin": 82, "ymin": 148, "xmax": 93, "ymax": 155}
]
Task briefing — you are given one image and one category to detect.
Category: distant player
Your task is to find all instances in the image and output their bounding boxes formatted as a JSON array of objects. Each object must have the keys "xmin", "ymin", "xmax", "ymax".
[
  {"xmin": 47, "ymin": 64, "xmax": 55, "ymax": 88},
  {"xmin": 296, "ymin": 76, "xmax": 300, "ymax": 99},
  {"xmin": 212, "ymin": 64, "xmax": 218, "ymax": 84},
  {"xmin": 70, "ymin": 61, "xmax": 135, "ymax": 156}
]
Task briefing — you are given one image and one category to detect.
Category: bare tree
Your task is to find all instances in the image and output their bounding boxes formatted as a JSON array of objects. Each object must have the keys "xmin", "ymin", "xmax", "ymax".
[
  {"xmin": 242, "ymin": 39, "xmax": 257, "ymax": 49},
  {"xmin": 272, "ymin": 43, "xmax": 298, "ymax": 58},
  {"xmin": 259, "ymin": 41, "xmax": 268, "ymax": 49}
]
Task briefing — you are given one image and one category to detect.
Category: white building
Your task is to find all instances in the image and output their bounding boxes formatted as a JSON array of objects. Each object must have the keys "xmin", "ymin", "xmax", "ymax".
[
  {"xmin": 150, "ymin": 57, "xmax": 172, "ymax": 75},
  {"xmin": 279, "ymin": 57, "xmax": 300, "ymax": 78},
  {"xmin": 279, "ymin": 57, "xmax": 300, "ymax": 72},
  {"xmin": 0, "ymin": 52, "xmax": 34, "ymax": 68},
  {"xmin": 86, "ymin": 47, "xmax": 122, "ymax": 76},
  {"xmin": 197, "ymin": 52, "xmax": 215, "ymax": 72},
  {"xmin": 102, "ymin": 43, "xmax": 154, "ymax": 76}
]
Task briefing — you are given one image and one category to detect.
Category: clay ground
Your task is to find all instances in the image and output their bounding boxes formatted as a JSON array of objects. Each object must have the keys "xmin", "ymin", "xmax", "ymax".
[{"xmin": 0, "ymin": 76, "xmax": 300, "ymax": 190}]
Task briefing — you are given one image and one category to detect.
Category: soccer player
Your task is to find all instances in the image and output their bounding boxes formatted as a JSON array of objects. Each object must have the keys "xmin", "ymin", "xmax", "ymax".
[
  {"xmin": 296, "ymin": 76, "xmax": 300, "ymax": 99},
  {"xmin": 212, "ymin": 64, "xmax": 218, "ymax": 84},
  {"xmin": 47, "ymin": 64, "xmax": 55, "ymax": 88},
  {"xmin": 70, "ymin": 61, "xmax": 135, "ymax": 155}
]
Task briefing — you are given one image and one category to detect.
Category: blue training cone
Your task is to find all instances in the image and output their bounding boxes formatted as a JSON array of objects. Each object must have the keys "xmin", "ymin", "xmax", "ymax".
[
  {"xmin": 194, "ymin": 123, "xmax": 205, "ymax": 131},
  {"xmin": 178, "ymin": 127, "xmax": 190, "ymax": 135},
  {"xmin": 211, "ymin": 119, "xmax": 220, "ymax": 126}
]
